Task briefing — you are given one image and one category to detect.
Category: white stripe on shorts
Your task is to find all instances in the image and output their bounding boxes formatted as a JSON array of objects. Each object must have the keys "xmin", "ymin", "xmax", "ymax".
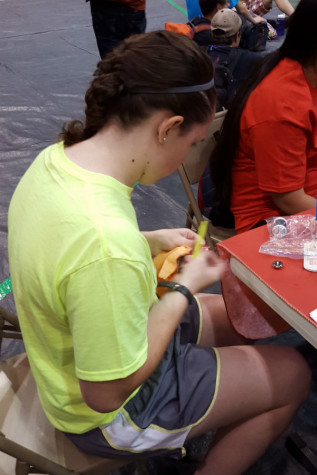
[{"xmin": 100, "ymin": 410, "xmax": 190, "ymax": 455}]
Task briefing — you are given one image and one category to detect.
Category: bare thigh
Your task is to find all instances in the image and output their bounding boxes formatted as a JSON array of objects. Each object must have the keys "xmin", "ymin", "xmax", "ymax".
[
  {"xmin": 196, "ymin": 293, "xmax": 247, "ymax": 347},
  {"xmin": 188, "ymin": 344, "xmax": 311, "ymax": 439}
]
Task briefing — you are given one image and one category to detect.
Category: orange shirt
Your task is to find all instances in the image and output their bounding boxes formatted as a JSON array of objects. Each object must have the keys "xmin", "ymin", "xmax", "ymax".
[{"xmin": 231, "ymin": 58, "xmax": 317, "ymax": 234}]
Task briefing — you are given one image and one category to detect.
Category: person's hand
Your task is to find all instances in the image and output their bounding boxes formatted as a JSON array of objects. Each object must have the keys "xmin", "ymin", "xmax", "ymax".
[
  {"xmin": 142, "ymin": 228, "xmax": 198, "ymax": 257},
  {"xmin": 252, "ymin": 15, "xmax": 267, "ymax": 23},
  {"xmin": 174, "ymin": 248, "xmax": 225, "ymax": 294}
]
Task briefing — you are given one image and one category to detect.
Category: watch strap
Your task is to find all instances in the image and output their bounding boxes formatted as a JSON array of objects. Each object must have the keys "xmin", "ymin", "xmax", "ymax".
[{"xmin": 157, "ymin": 281, "xmax": 193, "ymax": 304}]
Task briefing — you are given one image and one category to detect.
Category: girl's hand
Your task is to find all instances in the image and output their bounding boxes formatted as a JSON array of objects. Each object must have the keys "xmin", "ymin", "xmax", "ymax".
[
  {"xmin": 142, "ymin": 228, "xmax": 199, "ymax": 257},
  {"xmin": 174, "ymin": 248, "xmax": 225, "ymax": 294}
]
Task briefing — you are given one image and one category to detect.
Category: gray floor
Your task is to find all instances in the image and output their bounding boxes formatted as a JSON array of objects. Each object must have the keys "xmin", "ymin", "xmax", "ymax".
[{"xmin": 0, "ymin": 0, "xmax": 315, "ymax": 473}]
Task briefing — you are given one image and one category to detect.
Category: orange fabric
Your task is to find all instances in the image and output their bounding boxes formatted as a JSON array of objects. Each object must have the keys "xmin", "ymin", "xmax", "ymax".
[
  {"xmin": 165, "ymin": 21, "xmax": 210, "ymax": 39},
  {"xmin": 165, "ymin": 22, "xmax": 195, "ymax": 39},
  {"xmin": 231, "ymin": 58, "xmax": 317, "ymax": 234},
  {"xmin": 153, "ymin": 246, "xmax": 192, "ymax": 298},
  {"xmin": 217, "ymin": 209, "xmax": 317, "ymax": 340}
]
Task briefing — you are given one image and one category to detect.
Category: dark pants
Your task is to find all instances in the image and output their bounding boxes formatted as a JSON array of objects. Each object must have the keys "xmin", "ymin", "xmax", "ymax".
[{"xmin": 89, "ymin": 0, "xmax": 146, "ymax": 58}]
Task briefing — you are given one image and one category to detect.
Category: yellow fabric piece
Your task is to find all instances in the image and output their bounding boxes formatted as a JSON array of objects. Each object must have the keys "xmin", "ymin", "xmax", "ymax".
[{"xmin": 8, "ymin": 142, "xmax": 157, "ymax": 433}]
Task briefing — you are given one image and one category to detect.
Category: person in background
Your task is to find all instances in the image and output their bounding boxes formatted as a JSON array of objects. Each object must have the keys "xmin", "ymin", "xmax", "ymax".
[
  {"xmin": 197, "ymin": 8, "xmax": 262, "ymax": 225},
  {"xmin": 191, "ymin": 0, "xmax": 265, "ymax": 49},
  {"xmin": 190, "ymin": 0, "xmax": 229, "ymax": 46},
  {"xmin": 229, "ymin": 0, "xmax": 266, "ymax": 24},
  {"xmin": 230, "ymin": 0, "xmax": 294, "ymax": 39},
  {"xmin": 209, "ymin": 0, "xmax": 317, "ymax": 234},
  {"xmin": 209, "ymin": 8, "xmax": 262, "ymax": 110},
  {"xmin": 8, "ymin": 30, "xmax": 310, "ymax": 475},
  {"xmin": 189, "ymin": 0, "xmax": 294, "ymax": 25},
  {"xmin": 242, "ymin": 0, "xmax": 294, "ymax": 17},
  {"xmin": 88, "ymin": 0, "xmax": 146, "ymax": 58},
  {"xmin": 186, "ymin": 0, "xmax": 228, "ymax": 46},
  {"xmin": 230, "ymin": 0, "xmax": 294, "ymax": 22}
]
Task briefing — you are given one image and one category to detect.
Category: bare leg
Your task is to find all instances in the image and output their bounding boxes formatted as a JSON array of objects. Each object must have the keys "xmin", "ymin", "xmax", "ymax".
[
  {"xmin": 265, "ymin": 0, "xmax": 295, "ymax": 16},
  {"xmin": 196, "ymin": 293, "xmax": 249, "ymax": 347},
  {"xmin": 187, "ymin": 344, "xmax": 311, "ymax": 475}
]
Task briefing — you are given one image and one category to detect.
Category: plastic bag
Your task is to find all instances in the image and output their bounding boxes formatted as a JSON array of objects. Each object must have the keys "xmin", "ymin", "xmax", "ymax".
[{"xmin": 259, "ymin": 215, "xmax": 317, "ymax": 259}]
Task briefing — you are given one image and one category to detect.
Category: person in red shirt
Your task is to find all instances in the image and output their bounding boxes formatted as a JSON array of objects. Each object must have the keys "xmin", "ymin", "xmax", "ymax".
[
  {"xmin": 88, "ymin": 0, "xmax": 146, "ymax": 58},
  {"xmin": 209, "ymin": 0, "xmax": 317, "ymax": 233}
]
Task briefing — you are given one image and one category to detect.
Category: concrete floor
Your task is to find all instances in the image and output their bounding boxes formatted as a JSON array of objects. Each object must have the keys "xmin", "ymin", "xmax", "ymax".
[{"xmin": 0, "ymin": 0, "xmax": 316, "ymax": 473}]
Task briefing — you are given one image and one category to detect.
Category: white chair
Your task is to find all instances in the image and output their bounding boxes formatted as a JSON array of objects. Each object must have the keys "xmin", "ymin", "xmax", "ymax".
[
  {"xmin": 177, "ymin": 110, "xmax": 235, "ymax": 250},
  {"xmin": 0, "ymin": 353, "xmax": 146, "ymax": 475}
]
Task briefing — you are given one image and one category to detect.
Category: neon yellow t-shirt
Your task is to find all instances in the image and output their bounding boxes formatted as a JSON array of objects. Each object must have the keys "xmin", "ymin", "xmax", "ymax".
[{"xmin": 8, "ymin": 142, "xmax": 157, "ymax": 433}]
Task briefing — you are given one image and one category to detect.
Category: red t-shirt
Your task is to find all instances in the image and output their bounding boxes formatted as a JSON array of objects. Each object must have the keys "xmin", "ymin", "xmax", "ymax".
[{"xmin": 231, "ymin": 58, "xmax": 317, "ymax": 233}]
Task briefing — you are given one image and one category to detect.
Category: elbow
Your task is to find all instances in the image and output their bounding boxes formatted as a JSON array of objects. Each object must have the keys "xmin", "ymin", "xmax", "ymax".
[
  {"xmin": 82, "ymin": 395, "xmax": 124, "ymax": 414},
  {"xmin": 272, "ymin": 200, "xmax": 293, "ymax": 215},
  {"xmin": 79, "ymin": 380, "xmax": 130, "ymax": 414},
  {"xmin": 271, "ymin": 190, "xmax": 306, "ymax": 216}
]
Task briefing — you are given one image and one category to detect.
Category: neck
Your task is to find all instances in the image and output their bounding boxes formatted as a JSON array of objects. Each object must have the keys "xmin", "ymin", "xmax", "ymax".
[
  {"xmin": 64, "ymin": 124, "xmax": 151, "ymax": 187},
  {"xmin": 204, "ymin": 8, "xmax": 217, "ymax": 21},
  {"xmin": 63, "ymin": 111, "xmax": 168, "ymax": 187}
]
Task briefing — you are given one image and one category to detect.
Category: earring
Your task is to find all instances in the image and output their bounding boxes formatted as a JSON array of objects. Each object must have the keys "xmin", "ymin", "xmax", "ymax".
[{"xmin": 163, "ymin": 137, "xmax": 167, "ymax": 143}]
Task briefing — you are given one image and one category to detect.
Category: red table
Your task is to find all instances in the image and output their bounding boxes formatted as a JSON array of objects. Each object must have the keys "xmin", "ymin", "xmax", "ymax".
[{"xmin": 217, "ymin": 210, "xmax": 317, "ymax": 348}]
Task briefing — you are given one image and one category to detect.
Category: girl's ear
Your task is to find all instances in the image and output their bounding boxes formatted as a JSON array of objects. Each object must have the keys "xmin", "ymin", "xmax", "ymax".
[{"xmin": 157, "ymin": 115, "xmax": 184, "ymax": 144}]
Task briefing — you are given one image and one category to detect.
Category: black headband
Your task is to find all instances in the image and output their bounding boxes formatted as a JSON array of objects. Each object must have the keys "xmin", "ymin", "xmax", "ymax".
[{"xmin": 131, "ymin": 78, "xmax": 215, "ymax": 94}]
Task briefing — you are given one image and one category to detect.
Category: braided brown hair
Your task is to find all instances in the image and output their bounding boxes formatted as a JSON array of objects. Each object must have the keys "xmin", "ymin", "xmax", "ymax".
[{"xmin": 59, "ymin": 30, "xmax": 216, "ymax": 147}]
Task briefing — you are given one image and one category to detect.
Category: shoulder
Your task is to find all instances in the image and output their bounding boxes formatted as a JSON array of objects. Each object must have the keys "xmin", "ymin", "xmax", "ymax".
[
  {"xmin": 190, "ymin": 16, "xmax": 211, "ymax": 26},
  {"xmin": 258, "ymin": 58, "xmax": 309, "ymax": 95},
  {"xmin": 192, "ymin": 16, "xmax": 212, "ymax": 45},
  {"xmin": 246, "ymin": 58, "xmax": 315, "ymax": 120}
]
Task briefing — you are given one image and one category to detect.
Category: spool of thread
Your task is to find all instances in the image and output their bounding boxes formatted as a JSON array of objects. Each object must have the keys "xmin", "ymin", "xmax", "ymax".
[{"xmin": 272, "ymin": 217, "xmax": 287, "ymax": 239}]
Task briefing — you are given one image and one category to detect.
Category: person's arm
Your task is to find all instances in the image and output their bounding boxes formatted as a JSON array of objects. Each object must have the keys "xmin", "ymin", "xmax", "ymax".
[
  {"xmin": 274, "ymin": 0, "xmax": 294, "ymax": 16},
  {"xmin": 79, "ymin": 250, "xmax": 225, "ymax": 413},
  {"xmin": 249, "ymin": 112, "xmax": 314, "ymax": 214},
  {"xmin": 235, "ymin": 0, "xmax": 266, "ymax": 23},
  {"xmin": 271, "ymin": 189, "xmax": 316, "ymax": 215}
]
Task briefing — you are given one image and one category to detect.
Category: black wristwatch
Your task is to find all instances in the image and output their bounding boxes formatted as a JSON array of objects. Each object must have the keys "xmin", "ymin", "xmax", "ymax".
[{"xmin": 157, "ymin": 281, "xmax": 193, "ymax": 304}]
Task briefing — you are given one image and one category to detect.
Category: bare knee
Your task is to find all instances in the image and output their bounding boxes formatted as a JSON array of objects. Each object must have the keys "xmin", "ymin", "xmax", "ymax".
[
  {"xmin": 218, "ymin": 344, "xmax": 311, "ymax": 413},
  {"xmin": 280, "ymin": 346, "xmax": 311, "ymax": 405},
  {"xmin": 187, "ymin": 345, "xmax": 310, "ymax": 441}
]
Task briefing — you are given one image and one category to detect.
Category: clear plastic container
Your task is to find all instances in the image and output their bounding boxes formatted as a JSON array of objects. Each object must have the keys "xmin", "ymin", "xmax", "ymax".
[{"xmin": 303, "ymin": 241, "xmax": 317, "ymax": 272}]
